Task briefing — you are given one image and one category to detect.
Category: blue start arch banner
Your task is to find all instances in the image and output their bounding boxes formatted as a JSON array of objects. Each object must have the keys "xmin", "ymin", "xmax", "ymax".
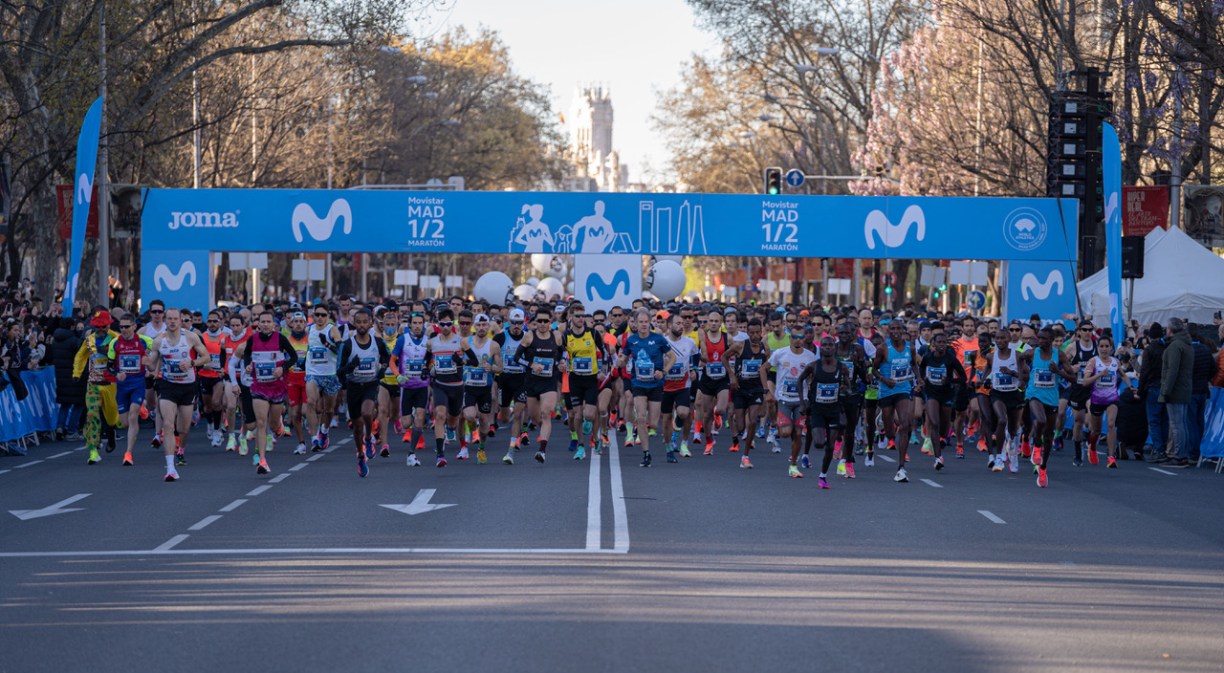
[{"xmin": 140, "ymin": 189, "xmax": 1078, "ymax": 309}]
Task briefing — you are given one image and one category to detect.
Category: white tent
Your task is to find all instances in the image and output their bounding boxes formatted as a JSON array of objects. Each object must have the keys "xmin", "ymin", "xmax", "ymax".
[{"xmin": 1077, "ymin": 226, "xmax": 1224, "ymax": 325}]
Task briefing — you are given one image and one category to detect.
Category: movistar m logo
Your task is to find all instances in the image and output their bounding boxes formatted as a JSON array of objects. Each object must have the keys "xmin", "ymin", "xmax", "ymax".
[
  {"xmin": 586, "ymin": 269, "xmax": 631, "ymax": 301},
  {"xmin": 865, "ymin": 205, "xmax": 925, "ymax": 250},
  {"xmin": 76, "ymin": 173, "xmax": 92, "ymax": 205},
  {"xmin": 1020, "ymin": 270, "xmax": 1064, "ymax": 301},
  {"xmin": 292, "ymin": 199, "xmax": 352, "ymax": 243},
  {"xmin": 154, "ymin": 261, "xmax": 197, "ymax": 292}
]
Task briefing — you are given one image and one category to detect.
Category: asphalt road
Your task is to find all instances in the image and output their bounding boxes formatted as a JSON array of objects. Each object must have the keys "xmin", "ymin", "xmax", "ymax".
[{"xmin": 1, "ymin": 424, "xmax": 1222, "ymax": 673}]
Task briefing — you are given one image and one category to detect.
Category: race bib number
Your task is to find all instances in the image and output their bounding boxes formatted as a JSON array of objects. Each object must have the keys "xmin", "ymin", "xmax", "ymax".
[
  {"xmin": 253, "ymin": 352, "xmax": 278, "ymax": 383},
  {"xmin": 163, "ymin": 359, "xmax": 188, "ymax": 382},
  {"xmin": 963, "ymin": 351, "xmax": 976, "ymax": 368},
  {"xmin": 705, "ymin": 362, "xmax": 725, "ymax": 379},
  {"xmin": 781, "ymin": 378, "xmax": 799, "ymax": 398},
  {"xmin": 573, "ymin": 357, "xmax": 593, "ymax": 375},
  {"xmin": 815, "ymin": 382, "xmax": 839, "ymax": 402},
  {"xmin": 635, "ymin": 359, "xmax": 655, "ymax": 381},
  {"xmin": 209, "ymin": 353, "xmax": 222, "ymax": 371},
  {"xmin": 742, "ymin": 359, "xmax": 761, "ymax": 376},
  {"xmin": 532, "ymin": 357, "xmax": 554, "ymax": 377},
  {"xmin": 309, "ymin": 346, "xmax": 328, "ymax": 363},
  {"xmin": 1035, "ymin": 370, "xmax": 1055, "ymax": 388},
  {"xmin": 891, "ymin": 364, "xmax": 912, "ymax": 381},
  {"xmin": 464, "ymin": 367, "xmax": 489, "ymax": 386},
  {"xmin": 434, "ymin": 355, "xmax": 457, "ymax": 375},
  {"xmin": 404, "ymin": 357, "xmax": 425, "ymax": 377},
  {"xmin": 119, "ymin": 353, "xmax": 142, "ymax": 374},
  {"xmin": 926, "ymin": 366, "xmax": 946, "ymax": 386},
  {"xmin": 1100, "ymin": 371, "xmax": 1116, "ymax": 387},
  {"xmin": 994, "ymin": 373, "xmax": 1016, "ymax": 390},
  {"xmin": 355, "ymin": 356, "xmax": 376, "ymax": 376},
  {"xmin": 666, "ymin": 363, "xmax": 686, "ymax": 380},
  {"xmin": 91, "ymin": 352, "xmax": 109, "ymax": 371},
  {"xmin": 1076, "ymin": 365, "xmax": 1087, "ymax": 385}
]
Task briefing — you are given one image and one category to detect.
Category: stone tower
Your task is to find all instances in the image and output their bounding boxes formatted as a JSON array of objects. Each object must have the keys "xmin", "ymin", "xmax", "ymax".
[{"xmin": 569, "ymin": 84, "xmax": 625, "ymax": 192}]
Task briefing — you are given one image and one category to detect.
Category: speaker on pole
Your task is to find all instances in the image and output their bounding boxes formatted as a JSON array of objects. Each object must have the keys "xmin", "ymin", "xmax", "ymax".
[{"xmin": 1121, "ymin": 235, "xmax": 1144, "ymax": 279}]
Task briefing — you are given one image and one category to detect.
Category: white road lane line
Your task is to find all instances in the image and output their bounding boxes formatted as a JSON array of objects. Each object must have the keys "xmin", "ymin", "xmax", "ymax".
[
  {"xmin": 307, "ymin": 454, "xmax": 325, "ymax": 462},
  {"xmin": 0, "ymin": 470, "xmax": 10, "ymax": 476},
  {"xmin": 0, "ymin": 547, "xmax": 625, "ymax": 558},
  {"xmin": 154, "ymin": 534, "xmax": 189, "ymax": 551},
  {"xmin": 585, "ymin": 452, "xmax": 602, "ymax": 551},
  {"xmin": 246, "ymin": 485, "xmax": 272, "ymax": 497},
  {"xmin": 875, "ymin": 454, "xmax": 896, "ymax": 463},
  {"xmin": 45, "ymin": 451, "xmax": 72, "ymax": 460},
  {"xmin": 289, "ymin": 463, "xmax": 308, "ymax": 472},
  {"xmin": 219, "ymin": 499, "xmax": 247, "ymax": 512},
  {"xmin": 14, "ymin": 460, "xmax": 44, "ymax": 469},
  {"xmin": 269, "ymin": 473, "xmax": 290, "ymax": 483},
  {"xmin": 609, "ymin": 432, "xmax": 629, "ymax": 553},
  {"xmin": 188, "ymin": 515, "xmax": 222, "ymax": 531},
  {"xmin": 920, "ymin": 478, "xmax": 943, "ymax": 488},
  {"xmin": 1148, "ymin": 467, "xmax": 1178, "ymax": 476},
  {"xmin": 978, "ymin": 510, "xmax": 1006, "ymax": 524}
]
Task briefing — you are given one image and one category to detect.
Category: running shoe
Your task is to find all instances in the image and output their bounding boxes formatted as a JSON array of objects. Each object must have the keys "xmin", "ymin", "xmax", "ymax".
[
  {"xmin": 406, "ymin": 453, "xmax": 422, "ymax": 467},
  {"xmin": 151, "ymin": 433, "xmax": 162, "ymax": 449},
  {"xmin": 769, "ymin": 438, "xmax": 782, "ymax": 453},
  {"xmin": 977, "ymin": 438, "xmax": 988, "ymax": 452},
  {"xmin": 755, "ymin": 424, "xmax": 766, "ymax": 439},
  {"xmin": 122, "ymin": 451, "xmax": 133, "ymax": 466},
  {"xmin": 176, "ymin": 450, "xmax": 187, "ymax": 466},
  {"xmin": 582, "ymin": 419, "xmax": 592, "ymax": 437},
  {"xmin": 402, "ymin": 429, "xmax": 412, "ymax": 443},
  {"xmin": 894, "ymin": 467, "xmax": 909, "ymax": 483},
  {"xmin": 238, "ymin": 434, "xmax": 248, "ymax": 456},
  {"xmin": 956, "ymin": 442, "xmax": 964, "ymax": 458},
  {"xmin": 293, "ymin": 443, "xmax": 307, "ymax": 455},
  {"xmin": 517, "ymin": 432, "xmax": 530, "ymax": 449},
  {"xmin": 251, "ymin": 450, "xmax": 259, "ymax": 466},
  {"xmin": 804, "ymin": 455, "xmax": 814, "ymax": 470},
  {"xmin": 1031, "ymin": 446, "xmax": 1043, "ymax": 467},
  {"xmin": 1087, "ymin": 443, "xmax": 1099, "ymax": 465},
  {"xmin": 640, "ymin": 451, "xmax": 652, "ymax": 468},
  {"xmin": 1072, "ymin": 458, "xmax": 1083, "ymax": 467},
  {"xmin": 267, "ymin": 432, "xmax": 276, "ymax": 450},
  {"xmin": 648, "ymin": 427, "xmax": 657, "ymax": 437},
  {"xmin": 457, "ymin": 447, "xmax": 469, "ymax": 461},
  {"xmin": 436, "ymin": 455, "xmax": 447, "ymax": 468},
  {"xmin": 921, "ymin": 437, "xmax": 933, "ymax": 455},
  {"xmin": 310, "ymin": 436, "xmax": 322, "ymax": 452},
  {"xmin": 788, "ymin": 464, "xmax": 803, "ymax": 478},
  {"xmin": 573, "ymin": 446, "xmax": 585, "ymax": 461},
  {"xmin": 1107, "ymin": 456, "xmax": 1118, "ymax": 469},
  {"xmin": 380, "ymin": 444, "xmax": 391, "ymax": 458},
  {"xmin": 320, "ymin": 431, "xmax": 330, "ymax": 450},
  {"xmin": 1036, "ymin": 467, "xmax": 1048, "ymax": 488},
  {"xmin": 740, "ymin": 456, "xmax": 753, "ymax": 469},
  {"xmin": 817, "ymin": 476, "xmax": 831, "ymax": 489},
  {"xmin": 534, "ymin": 451, "xmax": 546, "ymax": 464},
  {"xmin": 666, "ymin": 450, "xmax": 678, "ymax": 463},
  {"xmin": 365, "ymin": 439, "xmax": 375, "ymax": 460},
  {"xmin": 990, "ymin": 456, "xmax": 1004, "ymax": 473},
  {"xmin": 703, "ymin": 442, "xmax": 713, "ymax": 456},
  {"xmin": 934, "ymin": 456, "xmax": 945, "ymax": 471},
  {"xmin": 1008, "ymin": 455, "xmax": 1019, "ymax": 473},
  {"xmin": 568, "ymin": 439, "xmax": 579, "ymax": 453},
  {"xmin": 257, "ymin": 458, "xmax": 270, "ymax": 475},
  {"xmin": 210, "ymin": 431, "xmax": 223, "ymax": 448},
  {"xmin": 864, "ymin": 455, "xmax": 875, "ymax": 468},
  {"xmin": 679, "ymin": 443, "xmax": 692, "ymax": 458},
  {"xmin": 358, "ymin": 456, "xmax": 369, "ymax": 477},
  {"xmin": 477, "ymin": 448, "xmax": 488, "ymax": 464},
  {"xmin": 502, "ymin": 451, "xmax": 514, "ymax": 465},
  {"xmin": 87, "ymin": 449, "xmax": 101, "ymax": 465},
  {"xmin": 1020, "ymin": 441, "xmax": 1032, "ymax": 458},
  {"xmin": 446, "ymin": 426, "xmax": 456, "ymax": 442},
  {"xmin": 164, "ymin": 469, "xmax": 178, "ymax": 482},
  {"xmin": 844, "ymin": 463, "xmax": 856, "ymax": 479},
  {"xmin": 730, "ymin": 438, "xmax": 740, "ymax": 453}
]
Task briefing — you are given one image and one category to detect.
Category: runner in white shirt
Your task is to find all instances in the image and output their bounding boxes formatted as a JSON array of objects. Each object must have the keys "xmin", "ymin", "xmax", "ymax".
[{"xmin": 768, "ymin": 325, "xmax": 818, "ymax": 475}]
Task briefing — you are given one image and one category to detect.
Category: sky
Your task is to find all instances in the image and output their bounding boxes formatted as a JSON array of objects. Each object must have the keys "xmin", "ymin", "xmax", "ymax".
[{"xmin": 427, "ymin": 0, "xmax": 720, "ymax": 182}]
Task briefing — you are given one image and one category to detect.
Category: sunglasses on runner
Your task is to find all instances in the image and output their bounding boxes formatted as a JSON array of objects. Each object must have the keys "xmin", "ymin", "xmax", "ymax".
[{"xmin": 438, "ymin": 321, "xmax": 454, "ymax": 327}]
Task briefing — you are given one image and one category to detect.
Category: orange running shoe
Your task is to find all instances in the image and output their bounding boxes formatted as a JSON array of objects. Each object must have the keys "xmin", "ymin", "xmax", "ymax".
[{"xmin": 1036, "ymin": 467, "xmax": 1048, "ymax": 488}]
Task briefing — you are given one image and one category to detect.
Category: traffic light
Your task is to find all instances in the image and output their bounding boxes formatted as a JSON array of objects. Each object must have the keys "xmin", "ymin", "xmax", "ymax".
[
  {"xmin": 763, "ymin": 167, "xmax": 782, "ymax": 195},
  {"xmin": 1047, "ymin": 68, "xmax": 1112, "ymax": 278}
]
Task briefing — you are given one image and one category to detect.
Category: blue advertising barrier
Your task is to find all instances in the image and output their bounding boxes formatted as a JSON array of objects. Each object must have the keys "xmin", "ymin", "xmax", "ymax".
[
  {"xmin": 1004, "ymin": 259, "xmax": 1079, "ymax": 325},
  {"xmin": 0, "ymin": 376, "xmax": 33, "ymax": 444},
  {"xmin": 140, "ymin": 189, "xmax": 1079, "ymax": 311},
  {"xmin": 1200, "ymin": 386, "xmax": 1224, "ymax": 460},
  {"xmin": 0, "ymin": 368, "xmax": 59, "ymax": 445}
]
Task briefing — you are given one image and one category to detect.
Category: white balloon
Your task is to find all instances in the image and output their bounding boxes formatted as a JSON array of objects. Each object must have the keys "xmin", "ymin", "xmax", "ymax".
[
  {"xmin": 546, "ymin": 261, "xmax": 568, "ymax": 279},
  {"xmin": 645, "ymin": 260, "xmax": 686, "ymax": 301},
  {"xmin": 531, "ymin": 253, "xmax": 564, "ymax": 275},
  {"xmin": 537, "ymin": 276, "xmax": 564, "ymax": 298},
  {"xmin": 472, "ymin": 272, "xmax": 514, "ymax": 306},
  {"xmin": 566, "ymin": 280, "xmax": 575, "ymax": 294},
  {"xmin": 513, "ymin": 284, "xmax": 535, "ymax": 301},
  {"xmin": 526, "ymin": 277, "xmax": 539, "ymax": 287},
  {"xmin": 651, "ymin": 255, "xmax": 683, "ymax": 266}
]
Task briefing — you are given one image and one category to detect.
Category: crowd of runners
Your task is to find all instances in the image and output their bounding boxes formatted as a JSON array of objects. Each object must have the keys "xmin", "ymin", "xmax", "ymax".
[{"xmin": 42, "ymin": 294, "xmax": 1157, "ymax": 489}]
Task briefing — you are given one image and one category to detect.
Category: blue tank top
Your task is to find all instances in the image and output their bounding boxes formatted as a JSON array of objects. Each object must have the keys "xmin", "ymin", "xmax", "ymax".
[
  {"xmin": 878, "ymin": 340, "xmax": 913, "ymax": 397},
  {"xmin": 1027, "ymin": 347, "xmax": 1060, "ymax": 406}
]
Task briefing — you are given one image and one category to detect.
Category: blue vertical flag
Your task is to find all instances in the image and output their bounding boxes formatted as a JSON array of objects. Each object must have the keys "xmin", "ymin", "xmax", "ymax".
[
  {"xmin": 62, "ymin": 97, "xmax": 104, "ymax": 318},
  {"xmin": 1102, "ymin": 122, "xmax": 1124, "ymax": 342}
]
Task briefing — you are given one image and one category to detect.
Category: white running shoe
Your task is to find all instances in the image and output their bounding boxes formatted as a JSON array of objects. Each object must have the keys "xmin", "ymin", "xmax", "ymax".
[
  {"xmin": 457, "ymin": 447, "xmax": 469, "ymax": 461},
  {"xmin": 894, "ymin": 467, "xmax": 909, "ymax": 483},
  {"xmin": 406, "ymin": 454, "xmax": 422, "ymax": 467},
  {"xmin": 293, "ymin": 443, "xmax": 307, "ymax": 455},
  {"xmin": 865, "ymin": 456, "xmax": 875, "ymax": 468},
  {"xmin": 1009, "ymin": 454, "xmax": 1019, "ymax": 473},
  {"xmin": 991, "ymin": 456, "xmax": 1004, "ymax": 473},
  {"xmin": 502, "ymin": 452, "xmax": 514, "ymax": 465}
]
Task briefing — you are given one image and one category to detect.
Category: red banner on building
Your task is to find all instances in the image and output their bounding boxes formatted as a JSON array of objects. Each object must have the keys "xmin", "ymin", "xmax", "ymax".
[
  {"xmin": 56, "ymin": 184, "xmax": 99, "ymax": 240},
  {"xmin": 1122, "ymin": 185, "xmax": 1169, "ymax": 237}
]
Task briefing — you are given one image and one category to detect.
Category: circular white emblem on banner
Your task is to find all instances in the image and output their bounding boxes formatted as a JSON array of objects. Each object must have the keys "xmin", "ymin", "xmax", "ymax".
[{"xmin": 1003, "ymin": 207, "xmax": 1048, "ymax": 252}]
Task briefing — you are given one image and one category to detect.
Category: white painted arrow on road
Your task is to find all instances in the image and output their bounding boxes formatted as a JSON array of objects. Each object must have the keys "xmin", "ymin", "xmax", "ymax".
[
  {"xmin": 381, "ymin": 489, "xmax": 456, "ymax": 516},
  {"xmin": 10, "ymin": 493, "xmax": 91, "ymax": 521}
]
